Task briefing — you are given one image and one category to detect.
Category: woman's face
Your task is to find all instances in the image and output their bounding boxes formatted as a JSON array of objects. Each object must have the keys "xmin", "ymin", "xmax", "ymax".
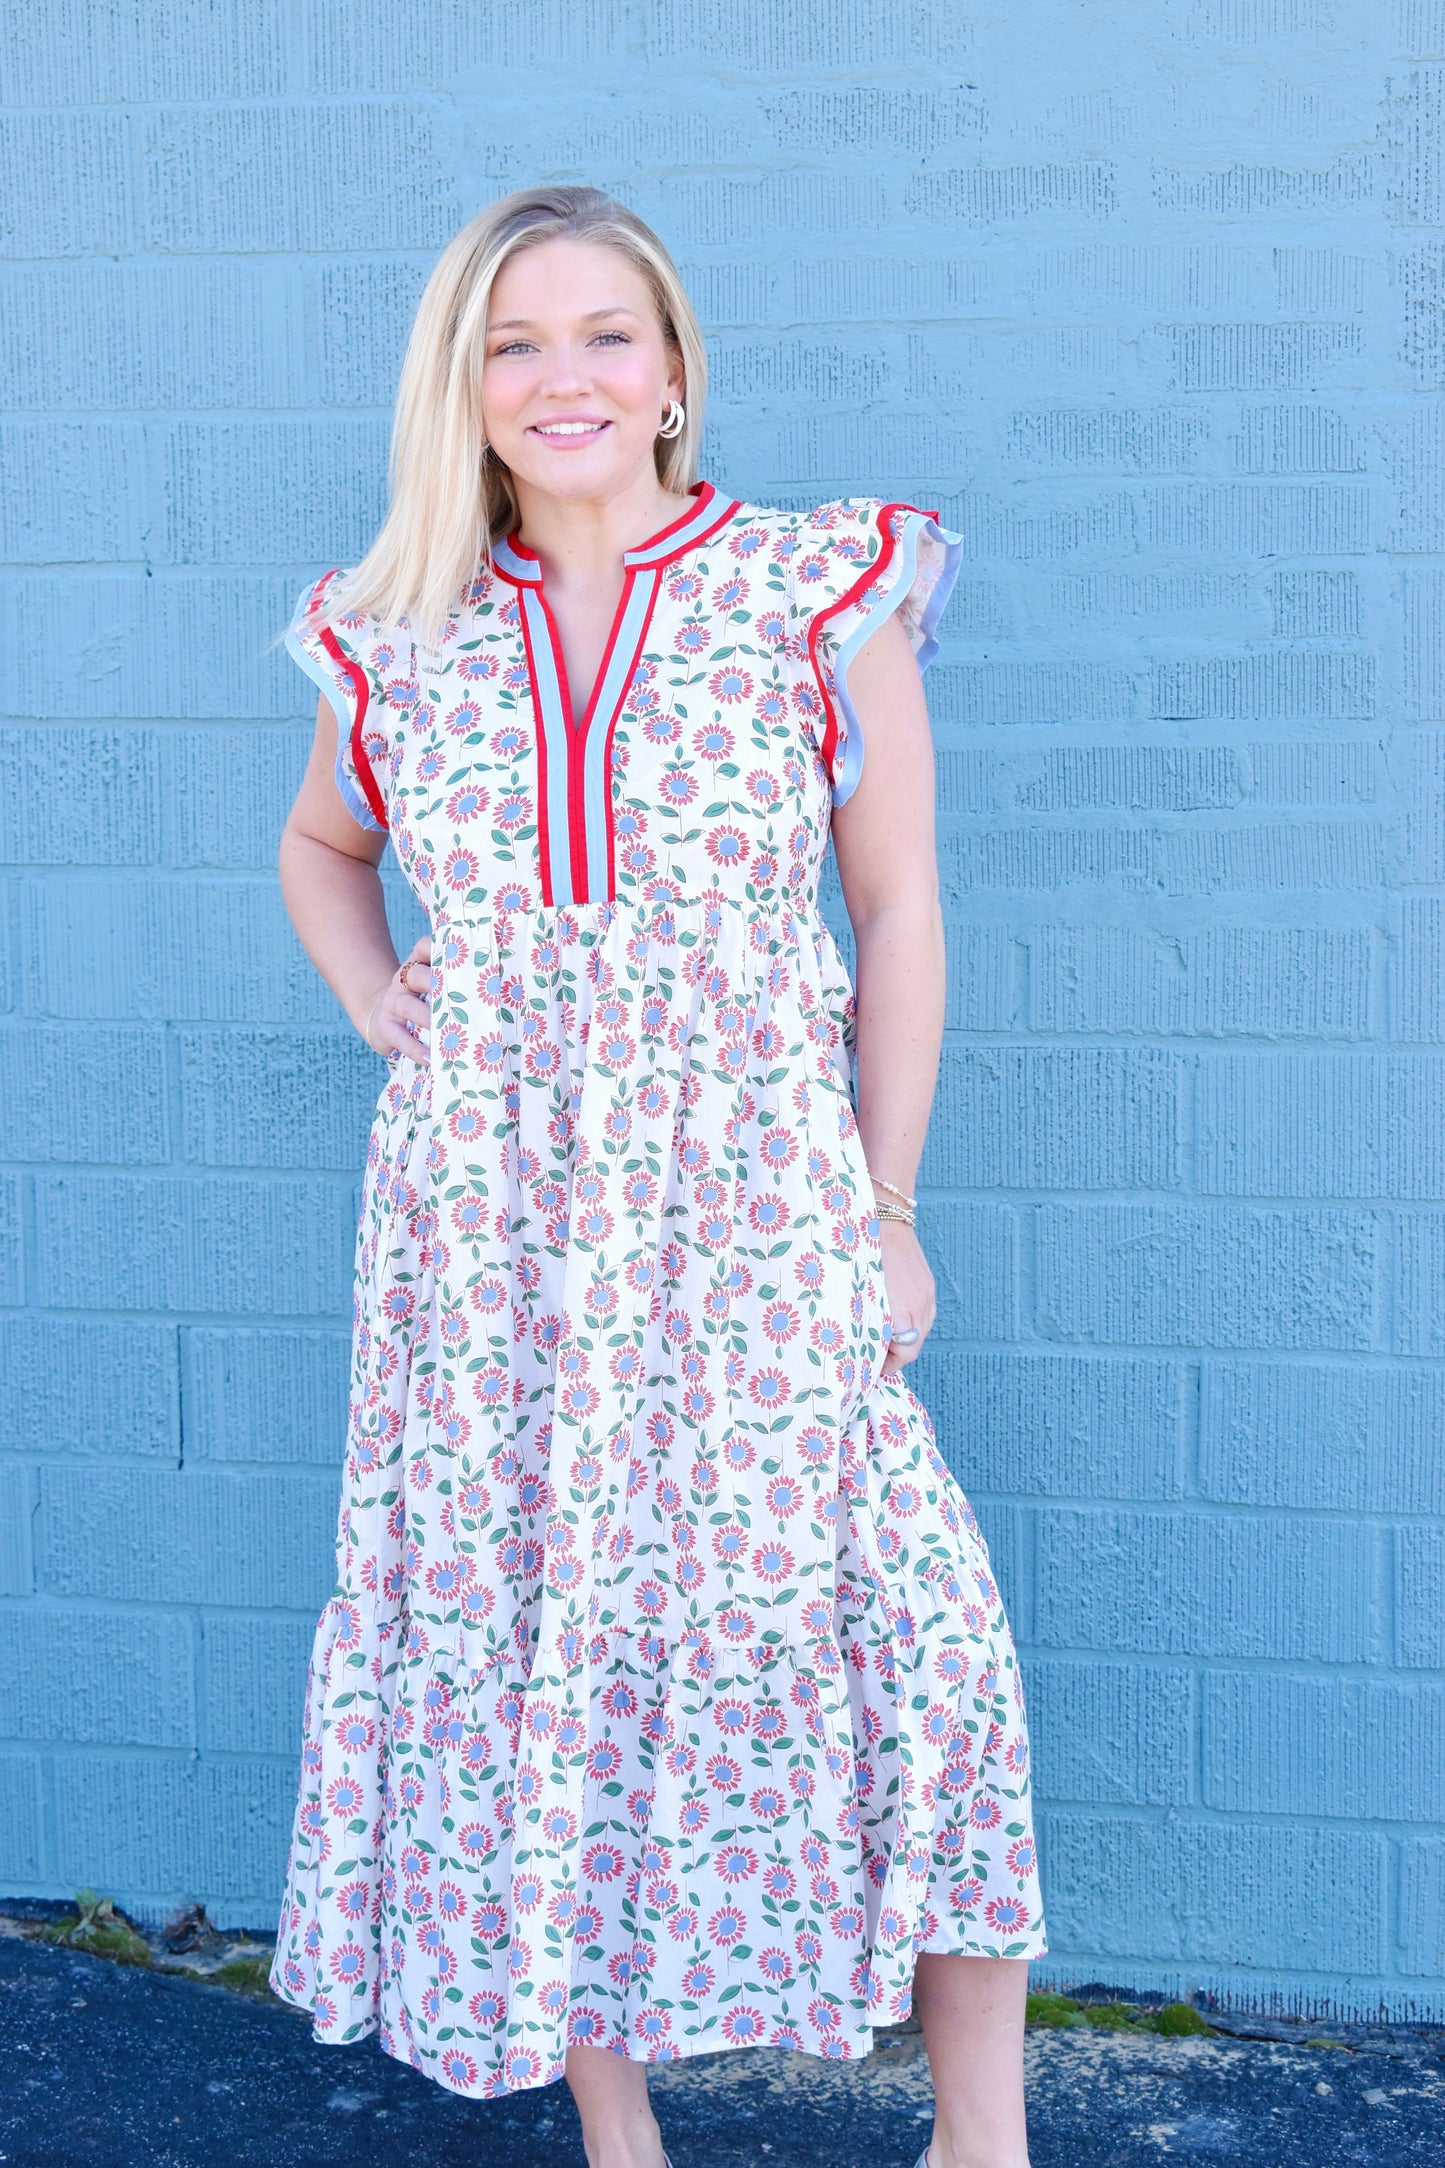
[{"xmin": 480, "ymin": 236, "xmax": 685, "ymax": 508}]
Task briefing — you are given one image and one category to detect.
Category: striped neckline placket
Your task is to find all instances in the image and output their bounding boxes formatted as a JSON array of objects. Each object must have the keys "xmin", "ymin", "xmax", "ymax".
[{"xmin": 493, "ymin": 481, "xmax": 739, "ymax": 906}]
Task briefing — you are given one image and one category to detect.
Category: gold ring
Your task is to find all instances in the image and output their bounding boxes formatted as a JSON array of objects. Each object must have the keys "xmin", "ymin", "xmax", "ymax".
[{"xmin": 399, "ymin": 959, "xmax": 427, "ymax": 995}]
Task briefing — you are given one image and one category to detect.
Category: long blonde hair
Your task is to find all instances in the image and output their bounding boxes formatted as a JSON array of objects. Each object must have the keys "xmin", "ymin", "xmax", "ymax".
[{"xmin": 318, "ymin": 186, "xmax": 707, "ymax": 649}]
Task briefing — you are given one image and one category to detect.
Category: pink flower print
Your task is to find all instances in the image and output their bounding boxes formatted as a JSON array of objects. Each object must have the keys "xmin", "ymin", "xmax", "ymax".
[
  {"xmin": 708, "ymin": 663, "xmax": 753, "ymax": 704},
  {"xmin": 983, "ymin": 1896, "xmax": 1031, "ymax": 1936},
  {"xmin": 708, "ymin": 1904, "xmax": 747, "ymax": 1946},
  {"xmin": 681, "ymin": 1961, "xmax": 715, "ymax": 1998},
  {"xmin": 750, "ymin": 1540, "xmax": 795, "ymax": 1584}
]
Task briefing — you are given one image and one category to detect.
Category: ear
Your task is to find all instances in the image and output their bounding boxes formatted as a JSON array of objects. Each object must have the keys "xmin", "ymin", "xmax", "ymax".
[{"xmin": 665, "ymin": 353, "xmax": 686, "ymax": 403}]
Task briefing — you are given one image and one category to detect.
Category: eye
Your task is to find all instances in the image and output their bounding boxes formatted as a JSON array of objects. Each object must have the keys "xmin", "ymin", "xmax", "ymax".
[
  {"xmin": 593, "ymin": 330, "xmax": 631, "ymax": 346},
  {"xmin": 491, "ymin": 339, "xmax": 536, "ymax": 358}
]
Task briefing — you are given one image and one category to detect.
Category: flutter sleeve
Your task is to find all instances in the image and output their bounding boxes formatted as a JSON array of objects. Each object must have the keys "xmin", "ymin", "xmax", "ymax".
[
  {"xmin": 787, "ymin": 497, "xmax": 964, "ymax": 807},
  {"xmin": 284, "ymin": 570, "xmax": 392, "ymax": 832}
]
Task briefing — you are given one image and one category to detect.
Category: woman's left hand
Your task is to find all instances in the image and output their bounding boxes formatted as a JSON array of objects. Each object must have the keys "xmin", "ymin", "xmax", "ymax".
[{"xmin": 878, "ymin": 1221, "xmax": 937, "ymax": 1373}]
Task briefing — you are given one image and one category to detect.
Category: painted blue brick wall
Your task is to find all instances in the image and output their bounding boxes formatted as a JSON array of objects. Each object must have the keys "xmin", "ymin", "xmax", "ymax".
[{"xmin": 1, "ymin": 1, "xmax": 1441, "ymax": 2022}]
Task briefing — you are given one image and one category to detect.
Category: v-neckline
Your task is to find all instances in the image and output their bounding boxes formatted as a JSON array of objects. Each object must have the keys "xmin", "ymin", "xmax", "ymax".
[
  {"xmin": 492, "ymin": 481, "xmax": 725, "ymax": 732},
  {"xmin": 489, "ymin": 480, "xmax": 740, "ymax": 907}
]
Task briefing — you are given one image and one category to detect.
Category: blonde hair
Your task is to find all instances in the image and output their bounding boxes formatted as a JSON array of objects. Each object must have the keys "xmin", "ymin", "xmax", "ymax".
[{"xmin": 317, "ymin": 186, "xmax": 707, "ymax": 649}]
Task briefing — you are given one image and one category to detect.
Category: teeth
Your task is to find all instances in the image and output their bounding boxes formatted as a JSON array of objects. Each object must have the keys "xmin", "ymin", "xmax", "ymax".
[{"xmin": 536, "ymin": 420, "xmax": 605, "ymax": 436}]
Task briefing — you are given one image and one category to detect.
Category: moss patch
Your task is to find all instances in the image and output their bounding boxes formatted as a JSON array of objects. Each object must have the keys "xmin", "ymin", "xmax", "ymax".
[{"xmin": 1026, "ymin": 1990, "xmax": 1215, "ymax": 2037}]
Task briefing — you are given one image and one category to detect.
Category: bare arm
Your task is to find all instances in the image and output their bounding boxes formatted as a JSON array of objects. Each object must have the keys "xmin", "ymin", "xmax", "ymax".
[
  {"xmin": 278, "ymin": 693, "xmax": 431, "ymax": 1061},
  {"xmin": 829, "ymin": 612, "xmax": 945, "ymax": 1372}
]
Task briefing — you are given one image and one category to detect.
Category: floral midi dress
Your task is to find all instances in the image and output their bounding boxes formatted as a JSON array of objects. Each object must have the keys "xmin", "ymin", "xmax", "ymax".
[{"xmin": 270, "ymin": 482, "xmax": 1047, "ymax": 2099}]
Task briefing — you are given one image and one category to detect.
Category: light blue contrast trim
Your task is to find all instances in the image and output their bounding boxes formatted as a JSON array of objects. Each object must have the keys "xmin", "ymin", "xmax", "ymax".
[
  {"xmin": 284, "ymin": 622, "xmax": 383, "ymax": 832},
  {"xmin": 582, "ymin": 571, "xmax": 656, "ymax": 897},
  {"xmin": 828, "ymin": 512, "xmax": 966, "ymax": 809},
  {"xmin": 520, "ymin": 586, "xmax": 575, "ymax": 905}
]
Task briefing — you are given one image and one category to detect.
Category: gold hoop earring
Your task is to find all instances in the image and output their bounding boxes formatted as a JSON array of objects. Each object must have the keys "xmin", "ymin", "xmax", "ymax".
[{"xmin": 657, "ymin": 399, "xmax": 685, "ymax": 440}]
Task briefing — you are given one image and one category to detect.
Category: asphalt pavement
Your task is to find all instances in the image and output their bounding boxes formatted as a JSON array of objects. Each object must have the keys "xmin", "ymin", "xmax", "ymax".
[{"xmin": 2, "ymin": 1931, "xmax": 1443, "ymax": 2167}]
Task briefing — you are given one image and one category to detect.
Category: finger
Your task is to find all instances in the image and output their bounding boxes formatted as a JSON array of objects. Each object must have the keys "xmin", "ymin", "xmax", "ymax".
[{"xmin": 891, "ymin": 1324, "xmax": 922, "ymax": 1348}]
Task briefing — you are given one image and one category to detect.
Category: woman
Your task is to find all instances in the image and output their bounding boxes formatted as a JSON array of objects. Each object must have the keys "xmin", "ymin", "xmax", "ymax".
[{"xmin": 271, "ymin": 185, "xmax": 1045, "ymax": 2168}]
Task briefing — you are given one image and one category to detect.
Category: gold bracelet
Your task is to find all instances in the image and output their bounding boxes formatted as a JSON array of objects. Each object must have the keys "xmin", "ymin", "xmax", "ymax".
[{"xmin": 874, "ymin": 1199, "xmax": 916, "ymax": 1227}]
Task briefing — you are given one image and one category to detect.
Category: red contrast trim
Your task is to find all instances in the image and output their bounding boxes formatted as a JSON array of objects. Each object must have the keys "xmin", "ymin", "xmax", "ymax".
[
  {"xmin": 805, "ymin": 502, "xmax": 936, "ymax": 784},
  {"xmin": 513, "ymin": 590, "xmax": 556, "ymax": 906},
  {"xmin": 317, "ymin": 620, "xmax": 388, "ymax": 831},
  {"xmin": 600, "ymin": 571, "xmax": 669, "ymax": 899}
]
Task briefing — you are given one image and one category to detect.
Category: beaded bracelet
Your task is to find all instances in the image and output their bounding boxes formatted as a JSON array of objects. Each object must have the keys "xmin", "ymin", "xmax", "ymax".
[{"xmin": 869, "ymin": 1172, "xmax": 918, "ymax": 1210}]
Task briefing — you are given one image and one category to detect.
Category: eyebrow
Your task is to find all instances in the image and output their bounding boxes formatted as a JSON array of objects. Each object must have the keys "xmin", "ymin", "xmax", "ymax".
[{"xmin": 487, "ymin": 306, "xmax": 645, "ymax": 332}]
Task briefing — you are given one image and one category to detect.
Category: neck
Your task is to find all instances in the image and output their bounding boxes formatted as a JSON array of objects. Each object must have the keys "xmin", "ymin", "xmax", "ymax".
[{"xmin": 509, "ymin": 466, "xmax": 693, "ymax": 587}]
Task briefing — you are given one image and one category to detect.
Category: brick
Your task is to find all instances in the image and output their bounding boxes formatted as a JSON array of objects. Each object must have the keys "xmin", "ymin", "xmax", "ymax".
[
  {"xmin": 1027, "ymin": 1659, "xmax": 1193, "ymax": 1805},
  {"xmin": 50, "ymin": 1753, "xmax": 296, "ymax": 1909},
  {"xmin": 0, "ymin": 1318, "xmax": 178, "ymax": 1461},
  {"xmin": 1269, "ymin": 570, "xmax": 1361, "ymax": 637},
  {"xmin": 1005, "ymin": 408, "xmax": 1209, "ymax": 472},
  {"xmin": 943, "ymin": 825, "xmax": 1153, "ymax": 896},
  {"xmin": 925, "ymin": 1204, "xmax": 1019, "ymax": 1343},
  {"xmin": 938, "ymin": 489, "xmax": 1133, "ymax": 562},
  {"xmin": 1044, "ymin": 569, "xmax": 1249, "ymax": 625},
  {"xmin": 707, "ymin": 335, "xmax": 885, "ymax": 404},
  {"xmin": 159, "ymin": 420, "xmax": 387, "ymax": 567},
  {"xmin": 0, "ymin": 113, "xmax": 132, "ymax": 255},
  {"xmin": 1038, "ymin": 1811, "xmax": 1386, "ymax": 1971},
  {"xmin": 1403, "ymin": 732, "xmax": 1445, "ymax": 882},
  {"xmin": 1202, "ymin": 1675, "xmax": 1444, "ymax": 1822},
  {"xmin": 906, "ymin": 163, "xmax": 1116, "ymax": 221},
  {"xmin": 138, "ymin": 106, "xmax": 460, "ymax": 254},
  {"xmin": 0, "ymin": 1608, "xmax": 192, "ymax": 1747},
  {"xmin": 1244, "ymin": 740, "xmax": 1378, "ymax": 804},
  {"xmin": 0, "ymin": 730, "xmax": 160, "ymax": 866},
  {"xmin": 1396, "ymin": 1213, "xmax": 1445, "ymax": 1355},
  {"xmin": 1384, "ymin": 411, "xmax": 1445, "ymax": 550},
  {"xmin": 1398, "ymin": 1527, "xmax": 1445, "ymax": 1667},
  {"xmin": 642, "ymin": 179, "xmax": 886, "ymax": 254},
  {"xmin": 1017, "ymin": 747, "xmax": 1240, "ymax": 812},
  {"xmin": 1151, "ymin": 653, "xmax": 1374, "ymax": 721},
  {"xmin": 0, "ymin": 1175, "xmax": 20, "ymax": 1308},
  {"xmin": 308, "ymin": 0, "xmax": 627, "ymax": 87},
  {"xmin": 1171, "ymin": 327, "xmax": 1362, "ymax": 393},
  {"xmin": 0, "ymin": 424, "xmax": 145, "ymax": 563},
  {"xmin": 1158, "ymin": 822, "xmax": 1387, "ymax": 894},
  {"xmin": 1385, "ymin": 65, "xmax": 1445, "ymax": 225},
  {"xmin": 200, "ymin": 1614, "xmax": 314, "ymax": 1756},
  {"xmin": 1231, "ymin": 404, "xmax": 1366, "ymax": 471},
  {"xmin": 641, "ymin": 0, "xmax": 966, "ymax": 68},
  {"xmin": 1139, "ymin": 483, "xmax": 1370, "ymax": 555},
  {"xmin": 928, "ymin": 661, "xmax": 1139, "ymax": 727},
  {"xmin": 929, "ymin": 1049, "xmax": 1182, "ymax": 1191},
  {"xmin": 0, "ymin": 264, "xmax": 310, "ymax": 412},
  {"xmin": 1154, "ymin": 158, "xmax": 1372, "ymax": 214},
  {"xmin": 0, "ymin": 1756, "xmax": 44, "ymax": 1881},
  {"xmin": 1026, "ymin": 927, "xmax": 1369, "ymax": 1036},
  {"xmin": 171, "ymin": 729, "xmax": 310, "ymax": 869},
  {"xmin": 0, "ymin": 0, "xmax": 286, "ymax": 101},
  {"xmin": 36, "ymin": 1468, "xmax": 337, "ymax": 1610},
  {"xmin": 1397, "ymin": 244, "xmax": 1445, "ymax": 388},
  {"xmin": 764, "ymin": 89, "xmax": 985, "ymax": 153},
  {"xmin": 19, "ymin": 878, "xmax": 344, "ymax": 1024},
  {"xmin": 183, "ymin": 1328, "xmax": 349, "ymax": 1465},
  {"xmin": 1036, "ymin": 1206, "xmax": 1380, "ymax": 1350},
  {"xmin": 0, "ymin": 574, "xmax": 307, "ymax": 721},
  {"xmin": 178, "ymin": 1029, "xmax": 377, "ymax": 1170},
  {"xmin": 1197, "ymin": 1055, "xmax": 1445, "ymax": 1200},
  {"xmin": 1403, "ymin": 570, "xmax": 1445, "ymax": 720},
  {"xmin": 1201, "ymin": 1362, "xmax": 1445, "ymax": 1512},
  {"xmin": 0, "ymin": 1028, "xmax": 169, "ymax": 1164},
  {"xmin": 1401, "ymin": 1841, "xmax": 1445, "ymax": 1977},
  {"xmin": 787, "ymin": 257, "xmax": 990, "ymax": 323},
  {"xmin": 913, "ymin": 1353, "xmax": 1186, "ymax": 1500},
  {"xmin": 34, "ymin": 1175, "xmax": 355, "ymax": 1317},
  {"xmin": 316, "ymin": 259, "xmax": 426, "ymax": 406},
  {"xmin": 1028, "ymin": 244, "xmax": 1253, "ymax": 313},
  {"xmin": 1036, "ymin": 1509, "xmax": 1378, "ymax": 1661},
  {"xmin": 1398, "ymin": 900, "xmax": 1445, "ymax": 1042},
  {"xmin": 1272, "ymin": 248, "xmax": 1367, "ymax": 316},
  {"xmin": 942, "ymin": 926, "xmax": 1015, "ymax": 1031},
  {"xmin": 0, "ymin": 1467, "xmax": 32, "ymax": 1597},
  {"xmin": 767, "ymin": 414, "xmax": 974, "ymax": 489}
]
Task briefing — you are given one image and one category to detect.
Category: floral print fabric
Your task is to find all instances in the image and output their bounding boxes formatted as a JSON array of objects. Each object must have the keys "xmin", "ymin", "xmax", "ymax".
[{"xmin": 271, "ymin": 487, "xmax": 1047, "ymax": 2099}]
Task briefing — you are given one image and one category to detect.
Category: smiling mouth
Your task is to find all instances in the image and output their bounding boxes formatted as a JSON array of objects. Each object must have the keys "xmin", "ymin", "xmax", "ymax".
[{"xmin": 530, "ymin": 419, "xmax": 611, "ymax": 441}]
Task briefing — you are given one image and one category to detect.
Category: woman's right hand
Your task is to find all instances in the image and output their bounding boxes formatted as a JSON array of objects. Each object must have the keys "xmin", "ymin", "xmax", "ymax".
[{"xmin": 360, "ymin": 936, "xmax": 432, "ymax": 1063}]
